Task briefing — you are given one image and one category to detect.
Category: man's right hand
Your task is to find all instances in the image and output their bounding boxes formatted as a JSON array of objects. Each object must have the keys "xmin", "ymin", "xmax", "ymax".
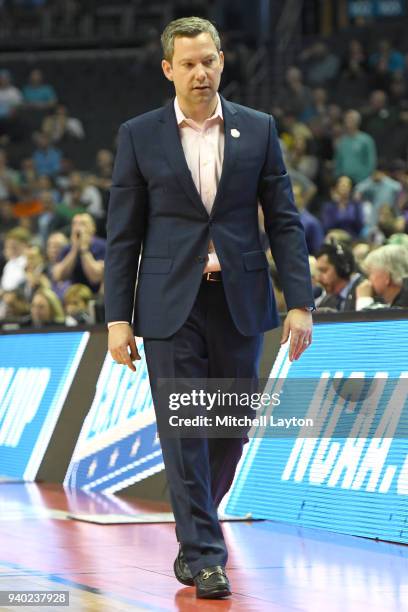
[{"xmin": 108, "ymin": 323, "xmax": 141, "ymax": 372}]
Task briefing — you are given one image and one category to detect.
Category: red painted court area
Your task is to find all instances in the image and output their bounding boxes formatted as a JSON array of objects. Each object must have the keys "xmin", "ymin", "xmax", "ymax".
[{"xmin": 0, "ymin": 483, "xmax": 406, "ymax": 611}]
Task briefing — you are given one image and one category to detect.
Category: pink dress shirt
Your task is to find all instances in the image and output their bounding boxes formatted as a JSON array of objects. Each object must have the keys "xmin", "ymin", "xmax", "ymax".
[{"xmin": 108, "ymin": 95, "xmax": 224, "ymax": 328}]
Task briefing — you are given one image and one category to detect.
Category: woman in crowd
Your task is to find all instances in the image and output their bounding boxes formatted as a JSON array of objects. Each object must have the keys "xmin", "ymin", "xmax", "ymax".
[{"xmin": 321, "ymin": 175, "xmax": 364, "ymax": 238}]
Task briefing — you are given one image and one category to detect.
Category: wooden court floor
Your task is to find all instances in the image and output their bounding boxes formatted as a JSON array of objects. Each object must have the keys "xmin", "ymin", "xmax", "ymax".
[{"xmin": 0, "ymin": 483, "xmax": 407, "ymax": 611}]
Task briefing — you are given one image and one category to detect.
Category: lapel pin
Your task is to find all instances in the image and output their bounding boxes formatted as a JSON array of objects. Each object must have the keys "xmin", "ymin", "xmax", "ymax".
[{"xmin": 231, "ymin": 128, "xmax": 240, "ymax": 138}]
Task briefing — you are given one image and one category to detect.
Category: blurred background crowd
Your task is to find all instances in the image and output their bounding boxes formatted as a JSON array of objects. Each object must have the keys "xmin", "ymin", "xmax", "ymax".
[{"xmin": 1, "ymin": 0, "xmax": 408, "ymax": 329}]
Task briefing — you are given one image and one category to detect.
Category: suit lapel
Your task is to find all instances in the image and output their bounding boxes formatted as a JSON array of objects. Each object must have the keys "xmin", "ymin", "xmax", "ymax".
[
  {"xmin": 210, "ymin": 96, "xmax": 239, "ymax": 218},
  {"xmin": 159, "ymin": 100, "xmax": 208, "ymax": 217}
]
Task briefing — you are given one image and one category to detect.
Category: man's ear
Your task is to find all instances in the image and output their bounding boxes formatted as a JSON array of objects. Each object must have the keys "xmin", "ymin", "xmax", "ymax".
[
  {"xmin": 161, "ymin": 59, "xmax": 173, "ymax": 82},
  {"xmin": 219, "ymin": 51, "xmax": 225, "ymax": 73}
]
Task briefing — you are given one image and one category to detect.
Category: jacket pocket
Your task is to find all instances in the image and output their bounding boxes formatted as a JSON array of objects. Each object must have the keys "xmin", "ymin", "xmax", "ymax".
[
  {"xmin": 242, "ymin": 250, "xmax": 269, "ymax": 271},
  {"xmin": 139, "ymin": 257, "xmax": 173, "ymax": 274}
]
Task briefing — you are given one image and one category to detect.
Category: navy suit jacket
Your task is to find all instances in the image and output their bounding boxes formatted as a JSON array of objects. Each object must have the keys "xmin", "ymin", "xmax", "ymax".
[{"xmin": 104, "ymin": 96, "xmax": 314, "ymax": 338}]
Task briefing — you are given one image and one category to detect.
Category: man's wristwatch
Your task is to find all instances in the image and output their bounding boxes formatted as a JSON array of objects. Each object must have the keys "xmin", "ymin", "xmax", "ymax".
[{"xmin": 298, "ymin": 305, "xmax": 315, "ymax": 312}]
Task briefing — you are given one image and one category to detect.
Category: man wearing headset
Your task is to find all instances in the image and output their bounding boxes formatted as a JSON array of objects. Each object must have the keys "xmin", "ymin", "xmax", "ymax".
[{"xmin": 316, "ymin": 242, "xmax": 364, "ymax": 311}]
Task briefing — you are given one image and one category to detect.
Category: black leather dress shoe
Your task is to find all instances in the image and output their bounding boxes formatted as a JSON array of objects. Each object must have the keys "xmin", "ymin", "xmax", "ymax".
[
  {"xmin": 173, "ymin": 547, "xmax": 194, "ymax": 586},
  {"xmin": 194, "ymin": 565, "xmax": 231, "ymax": 599}
]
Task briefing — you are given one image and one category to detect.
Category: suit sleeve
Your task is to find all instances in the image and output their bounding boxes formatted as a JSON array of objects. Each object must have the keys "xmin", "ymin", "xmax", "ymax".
[
  {"xmin": 104, "ymin": 122, "xmax": 148, "ymax": 324},
  {"xmin": 258, "ymin": 116, "xmax": 314, "ymax": 310}
]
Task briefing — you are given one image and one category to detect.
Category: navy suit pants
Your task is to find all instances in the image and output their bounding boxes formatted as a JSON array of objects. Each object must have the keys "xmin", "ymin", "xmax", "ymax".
[{"xmin": 143, "ymin": 277, "xmax": 263, "ymax": 577}]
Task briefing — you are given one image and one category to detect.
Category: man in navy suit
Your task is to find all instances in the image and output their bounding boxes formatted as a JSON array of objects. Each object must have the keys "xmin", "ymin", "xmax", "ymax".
[{"xmin": 105, "ymin": 17, "xmax": 314, "ymax": 599}]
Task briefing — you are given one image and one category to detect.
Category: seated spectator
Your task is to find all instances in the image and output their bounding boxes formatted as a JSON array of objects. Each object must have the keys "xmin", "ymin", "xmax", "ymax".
[
  {"xmin": 280, "ymin": 141, "xmax": 317, "ymax": 207},
  {"xmin": 22, "ymin": 69, "xmax": 57, "ymax": 110},
  {"xmin": 0, "ymin": 69, "xmax": 23, "ymax": 144},
  {"xmin": 42, "ymin": 104, "xmax": 84, "ymax": 143},
  {"xmin": 292, "ymin": 182, "xmax": 324, "ymax": 256},
  {"xmin": 0, "ymin": 69, "xmax": 22, "ymax": 119},
  {"xmin": 389, "ymin": 71, "xmax": 407, "ymax": 108},
  {"xmin": 52, "ymin": 213, "xmax": 105, "ymax": 293},
  {"xmin": 341, "ymin": 39, "xmax": 368, "ymax": 80},
  {"xmin": 63, "ymin": 283, "xmax": 94, "ymax": 325},
  {"xmin": 0, "ymin": 226, "xmax": 30, "ymax": 318},
  {"xmin": 356, "ymin": 245, "xmax": 408, "ymax": 309},
  {"xmin": 335, "ymin": 110, "xmax": 377, "ymax": 184},
  {"xmin": 0, "ymin": 226, "xmax": 30, "ymax": 292},
  {"xmin": 369, "ymin": 39, "xmax": 405, "ymax": 74},
  {"xmin": 315, "ymin": 242, "xmax": 364, "ymax": 311},
  {"xmin": 354, "ymin": 163, "xmax": 402, "ymax": 235},
  {"xmin": 321, "ymin": 176, "xmax": 364, "ymax": 238},
  {"xmin": 287, "ymin": 134, "xmax": 319, "ymax": 181},
  {"xmin": 32, "ymin": 132, "xmax": 62, "ymax": 177},
  {"xmin": 338, "ymin": 39, "xmax": 370, "ymax": 107},
  {"xmin": 354, "ymin": 163, "xmax": 401, "ymax": 214},
  {"xmin": 88, "ymin": 148, "xmax": 113, "ymax": 218},
  {"xmin": 25, "ymin": 287, "xmax": 65, "ymax": 328},
  {"xmin": 20, "ymin": 157, "xmax": 38, "ymax": 191},
  {"xmin": 362, "ymin": 90, "xmax": 399, "ymax": 154},
  {"xmin": 279, "ymin": 111, "xmax": 313, "ymax": 150},
  {"xmin": 54, "ymin": 157, "xmax": 75, "ymax": 193},
  {"xmin": 299, "ymin": 42, "xmax": 340, "ymax": 87},
  {"xmin": 63, "ymin": 171, "xmax": 104, "ymax": 221},
  {"xmin": 0, "ymin": 289, "xmax": 30, "ymax": 325},
  {"xmin": 36, "ymin": 189, "xmax": 68, "ymax": 246},
  {"xmin": 353, "ymin": 242, "xmax": 371, "ymax": 269},
  {"xmin": 278, "ymin": 66, "xmax": 314, "ymax": 121},
  {"xmin": 308, "ymin": 87, "xmax": 330, "ymax": 123},
  {"xmin": 369, "ymin": 57, "xmax": 392, "ymax": 94},
  {"xmin": 44, "ymin": 231, "xmax": 71, "ymax": 300},
  {"xmin": 35, "ymin": 174, "xmax": 60, "ymax": 203},
  {"xmin": 376, "ymin": 204, "xmax": 405, "ymax": 241},
  {"xmin": 21, "ymin": 244, "xmax": 51, "ymax": 302},
  {"xmin": 0, "ymin": 149, "xmax": 20, "ymax": 199},
  {"xmin": 91, "ymin": 148, "xmax": 113, "ymax": 190}
]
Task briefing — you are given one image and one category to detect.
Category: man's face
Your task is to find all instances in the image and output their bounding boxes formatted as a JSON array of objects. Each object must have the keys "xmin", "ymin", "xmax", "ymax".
[
  {"xmin": 367, "ymin": 267, "xmax": 389, "ymax": 297},
  {"xmin": 344, "ymin": 111, "xmax": 359, "ymax": 131},
  {"xmin": 71, "ymin": 215, "xmax": 94, "ymax": 237},
  {"xmin": 316, "ymin": 254, "xmax": 340, "ymax": 294},
  {"xmin": 161, "ymin": 33, "xmax": 224, "ymax": 107}
]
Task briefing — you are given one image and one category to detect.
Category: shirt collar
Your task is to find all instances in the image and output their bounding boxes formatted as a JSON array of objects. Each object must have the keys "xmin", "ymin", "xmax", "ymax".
[{"xmin": 174, "ymin": 93, "xmax": 223, "ymax": 128}]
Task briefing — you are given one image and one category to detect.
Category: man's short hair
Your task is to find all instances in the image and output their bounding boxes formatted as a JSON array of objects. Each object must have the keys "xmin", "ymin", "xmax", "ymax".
[
  {"xmin": 317, "ymin": 242, "xmax": 355, "ymax": 279},
  {"xmin": 364, "ymin": 244, "xmax": 408, "ymax": 285},
  {"xmin": 161, "ymin": 17, "xmax": 221, "ymax": 63}
]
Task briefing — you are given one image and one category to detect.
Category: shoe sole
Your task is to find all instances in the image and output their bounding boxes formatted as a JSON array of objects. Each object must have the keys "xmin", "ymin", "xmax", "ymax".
[
  {"xmin": 173, "ymin": 558, "xmax": 194, "ymax": 587},
  {"xmin": 197, "ymin": 587, "xmax": 232, "ymax": 599}
]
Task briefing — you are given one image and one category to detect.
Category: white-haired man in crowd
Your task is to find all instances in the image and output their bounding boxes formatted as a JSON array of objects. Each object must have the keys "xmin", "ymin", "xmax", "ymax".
[{"xmin": 356, "ymin": 244, "xmax": 408, "ymax": 309}]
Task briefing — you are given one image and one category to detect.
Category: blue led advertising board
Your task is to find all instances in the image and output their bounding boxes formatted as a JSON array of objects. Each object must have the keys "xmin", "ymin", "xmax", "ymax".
[
  {"xmin": 225, "ymin": 319, "xmax": 408, "ymax": 544},
  {"xmin": 0, "ymin": 332, "xmax": 89, "ymax": 481},
  {"xmin": 65, "ymin": 340, "xmax": 163, "ymax": 493}
]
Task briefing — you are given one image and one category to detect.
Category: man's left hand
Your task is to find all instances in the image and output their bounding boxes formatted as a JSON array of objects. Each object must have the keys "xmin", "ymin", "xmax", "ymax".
[{"xmin": 280, "ymin": 308, "xmax": 313, "ymax": 362}]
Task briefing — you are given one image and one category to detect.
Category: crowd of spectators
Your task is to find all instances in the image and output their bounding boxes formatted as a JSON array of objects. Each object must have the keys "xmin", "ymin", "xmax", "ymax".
[
  {"xmin": 1, "ymin": 27, "xmax": 408, "ymax": 330},
  {"xmin": 269, "ymin": 32, "xmax": 408, "ymax": 312}
]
